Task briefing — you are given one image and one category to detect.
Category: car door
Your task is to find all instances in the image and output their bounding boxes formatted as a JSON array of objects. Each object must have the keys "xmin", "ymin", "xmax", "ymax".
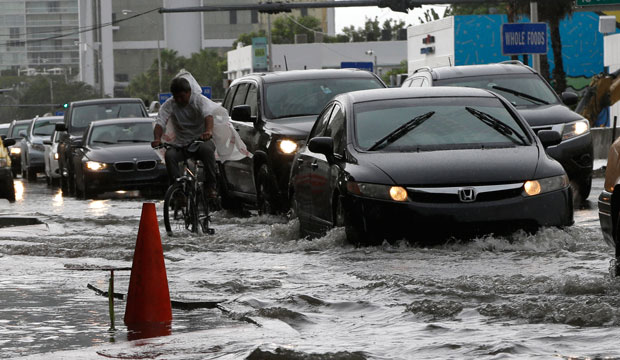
[
  {"xmin": 311, "ymin": 103, "xmax": 345, "ymax": 228},
  {"xmin": 292, "ymin": 103, "xmax": 335, "ymax": 226},
  {"xmin": 222, "ymin": 83, "xmax": 255, "ymax": 194}
]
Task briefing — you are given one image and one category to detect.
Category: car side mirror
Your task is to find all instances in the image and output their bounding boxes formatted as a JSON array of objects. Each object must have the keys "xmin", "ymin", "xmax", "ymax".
[
  {"xmin": 231, "ymin": 105, "xmax": 252, "ymax": 123},
  {"xmin": 537, "ymin": 130, "xmax": 562, "ymax": 148},
  {"xmin": 3, "ymin": 138, "xmax": 16, "ymax": 147},
  {"xmin": 308, "ymin": 136, "xmax": 335, "ymax": 163},
  {"xmin": 43, "ymin": 139, "xmax": 52, "ymax": 145},
  {"xmin": 561, "ymin": 91, "xmax": 578, "ymax": 106},
  {"xmin": 55, "ymin": 123, "xmax": 67, "ymax": 132}
]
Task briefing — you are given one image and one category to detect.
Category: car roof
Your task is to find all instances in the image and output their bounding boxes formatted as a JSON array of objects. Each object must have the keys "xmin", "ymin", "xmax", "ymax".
[
  {"xmin": 424, "ymin": 63, "xmax": 536, "ymax": 81},
  {"xmin": 340, "ymin": 86, "xmax": 497, "ymax": 103},
  {"xmin": 0, "ymin": 123, "xmax": 9, "ymax": 128},
  {"xmin": 12, "ymin": 119, "xmax": 32, "ymax": 125},
  {"xmin": 234, "ymin": 69, "xmax": 380, "ymax": 84},
  {"xmin": 71, "ymin": 98, "xmax": 145, "ymax": 106},
  {"xmin": 33, "ymin": 115, "xmax": 63, "ymax": 122},
  {"xmin": 90, "ymin": 117, "xmax": 154, "ymax": 126}
]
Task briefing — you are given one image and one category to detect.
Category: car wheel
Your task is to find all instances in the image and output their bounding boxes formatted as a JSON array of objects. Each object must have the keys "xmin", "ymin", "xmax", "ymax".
[
  {"xmin": 289, "ymin": 192, "xmax": 306, "ymax": 237},
  {"xmin": 45, "ymin": 174, "xmax": 51, "ymax": 185},
  {"xmin": 572, "ymin": 175, "xmax": 592, "ymax": 207},
  {"xmin": 0, "ymin": 180, "xmax": 15, "ymax": 203},
  {"xmin": 21, "ymin": 168, "xmax": 27, "ymax": 178},
  {"xmin": 256, "ymin": 164, "xmax": 279, "ymax": 215},
  {"xmin": 26, "ymin": 168, "xmax": 36, "ymax": 182},
  {"xmin": 67, "ymin": 169, "xmax": 76, "ymax": 196},
  {"xmin": 334, "ymin": 195, "xmax": 378, "ymax": 246}
]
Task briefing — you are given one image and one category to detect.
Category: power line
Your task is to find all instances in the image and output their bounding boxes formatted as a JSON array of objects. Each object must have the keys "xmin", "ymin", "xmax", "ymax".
[{"xmin": 0, "ymin": 7, "xmax": 161, "ymax": 48}]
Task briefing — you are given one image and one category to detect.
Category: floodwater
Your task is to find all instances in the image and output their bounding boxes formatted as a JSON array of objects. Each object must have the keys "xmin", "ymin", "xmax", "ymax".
[{"xmin": 1, "ymin": 177, "xmax": 619, "ymax": 359}]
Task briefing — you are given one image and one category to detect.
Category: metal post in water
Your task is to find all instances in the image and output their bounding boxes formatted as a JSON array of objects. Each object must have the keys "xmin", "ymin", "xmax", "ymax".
[
  {"xmin": 613, "ymin": 116, "xmax": 618, "ymax": 145},
  {"xmin": 108, "ymin": 270, "xmax": 115, "ymax": 330}
]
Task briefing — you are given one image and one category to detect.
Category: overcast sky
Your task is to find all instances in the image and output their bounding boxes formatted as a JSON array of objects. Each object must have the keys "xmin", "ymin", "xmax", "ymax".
[{"xmin": 334, "ymin": 5, "xmax": 449, "ymax": 34}]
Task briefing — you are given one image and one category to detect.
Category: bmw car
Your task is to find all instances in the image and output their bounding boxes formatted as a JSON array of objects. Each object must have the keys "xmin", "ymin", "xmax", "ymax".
[
  {"xmin": 71, "ymin": 118, "xmax": 167, "ymax": 199},
  {"xmin": 289, "ymin": 87, "xmax": 574, "ymax": 245}
]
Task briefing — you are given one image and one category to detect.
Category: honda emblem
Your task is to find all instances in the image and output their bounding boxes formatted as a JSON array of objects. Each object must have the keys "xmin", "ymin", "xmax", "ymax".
[{"xmin": 458, "ymin": 188, "xmax": 477, "ymax": 202}]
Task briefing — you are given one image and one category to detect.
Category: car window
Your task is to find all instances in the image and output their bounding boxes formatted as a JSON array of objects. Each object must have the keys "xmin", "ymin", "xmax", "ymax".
[
  {"xmin": 222, "ymin": 85, "xmax": 237, "ymax": 112},
  {"xmin": 231, "ymin": 83, "xmax": 250, "ymax": 109},
  {"xmin": 33, "ymin": 119, "xmax": 60, "ymax": 136},
  {"xmin": 264, "ymin": 77, "xmax": 384, "ymax": 120},
  {"xmin": 309, "ymin": 104, "xmax": 335, "ymax": 138},
  {"xmin": 401, "ymin": 79, "xmax": 413, "ymax": 87},
  {"xmin": 10, "ymin": 123, "xmax": 29, "ymax": 137},
  {"xmin": 354, "ymin": 97, "xmax": 530, "ymax": 151},
  {"xmin": 89, "ymin": 122, "xmax": 154, "ymax": 145},
  {"xmin": 421, "ymin": 78, "xmax": 429, "ymax": 87},
  {"xmin": 434, "ymin": 74, "xmax": 559, "ymax": 106},
  {"xmin": 71, "ymin": 103, "xmax": 145, "ymax": 134},
  {"xmin": 409, "ymin": 78, "xmax": 424, "ymax": 87},
  {"xmin": 324, "ymin": 104, "xmax": 345, "ymax": 155},
  {"xmin": 246, "ymin": 83, "xmax": 258, "ymax": 117},
  {"xmin": 0, "ymin": 126, "xmax": 8, "ymax": 137}
]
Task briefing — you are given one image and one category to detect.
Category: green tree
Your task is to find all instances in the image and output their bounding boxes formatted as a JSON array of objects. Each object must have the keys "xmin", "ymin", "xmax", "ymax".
[
  {"xmin": 271, "ymin": 15, "xmax": 322, "ymax": 44},
  {"xmin": 382, "ymin": 59, "xmax": 408, "ymax": 85},
  {"xmin": 233, "ymin": 29, "xmax": 267, "ymax": 48},
  {"xmin": 539, "ymin": 0, "xmax": 574, "ymax": 93},
  {"xmin": 418, "ymin": 8, "xmax": 440, "ymax": 24},
  {"xmin": 185, "ymin": 49, "xmax": 228, "ymax": 99}
]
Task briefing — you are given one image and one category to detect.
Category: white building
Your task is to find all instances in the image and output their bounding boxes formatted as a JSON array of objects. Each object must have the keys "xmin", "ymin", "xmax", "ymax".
[{"xmin": 226, "ymin": 40, "xmax": 407, "ymax": 81}]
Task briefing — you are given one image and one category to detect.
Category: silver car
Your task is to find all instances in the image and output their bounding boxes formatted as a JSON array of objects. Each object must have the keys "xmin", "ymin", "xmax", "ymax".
[
  {"xmin": 43, "ymin": 129, "xmax": 62, "ymax": 186},
  {"xmin": 20, "ymin": 115, "xmax": 63, "ymax": 181}
]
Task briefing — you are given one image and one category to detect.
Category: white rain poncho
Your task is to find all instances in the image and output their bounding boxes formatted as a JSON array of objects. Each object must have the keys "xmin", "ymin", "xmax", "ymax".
[{"xmin": 156, "ymin": 70, "xmax": 251, "ymax": 162}]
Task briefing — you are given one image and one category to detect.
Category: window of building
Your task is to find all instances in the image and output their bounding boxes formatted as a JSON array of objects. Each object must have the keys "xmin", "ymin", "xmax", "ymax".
[
  {"xmin": 251, "ymin": 10, "xmax": 258, "ymax": 24},
  {"xmin": 47, "ymin": 1, "xmax": 59, "ymax": 12},
  {"xmin": 229, "ymin": 10, "xmax": 237, "ymax": 25},
  {"xmin": 115, "ymin": 73, "xmax": 129, "ymax": 82},
  {"xmin": 301, "ymin": 8, "xmax": 308, "ymax": 17},
  {"xmin": 9, "ymin": 27, "xmax": 19, "ymax": 39}
]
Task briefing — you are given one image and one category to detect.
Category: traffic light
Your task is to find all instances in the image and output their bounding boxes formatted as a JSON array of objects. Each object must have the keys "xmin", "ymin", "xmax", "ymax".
[
  {"xmin": 63, "ymin": 103, "xmax": 68, "ymax": 109},
  {"xmin": 378, "ymin": 0, "xmax": 418, "ymax": 14}
]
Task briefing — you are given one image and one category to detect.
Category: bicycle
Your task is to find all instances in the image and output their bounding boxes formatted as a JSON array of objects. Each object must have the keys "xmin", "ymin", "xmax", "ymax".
[{"xmin": 156, "ymin": 140, "xmax": 215, "ymax": 236}]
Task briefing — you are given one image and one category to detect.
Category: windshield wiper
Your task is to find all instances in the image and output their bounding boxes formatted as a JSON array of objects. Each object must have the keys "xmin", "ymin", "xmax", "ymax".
[
  {"xmin": 92, "ymin": 140, "xmax": 116, "ymax": 144},
  {"xmin": 491, "ymin": 85, "xmax": 549, "ymax": 105},
  {"xmin": 367, "ymin": 111, "xmax": 435, "ymax": 151},
  {"xmin": 117, "ymin": 139, "xmax": 147, "ymax": 143},
  {"xmin": 465, "ymin": 107, "xmax": 528, "ymax": 145}
]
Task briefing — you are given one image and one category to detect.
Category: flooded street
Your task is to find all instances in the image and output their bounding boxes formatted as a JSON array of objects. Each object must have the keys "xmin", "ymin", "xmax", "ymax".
[{"xmin": 2, "ymin": 177, "xmax": 620, "ymax": 359}]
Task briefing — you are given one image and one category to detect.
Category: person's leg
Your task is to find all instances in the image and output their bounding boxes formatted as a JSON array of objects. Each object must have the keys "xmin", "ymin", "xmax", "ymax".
[
  {"xmin": 164, "ymin": 147, "xmax": 186, "ymax": 184},
  {"xmin": 196, "ymin": 140, "xmax": 217, "ymax": 197}
]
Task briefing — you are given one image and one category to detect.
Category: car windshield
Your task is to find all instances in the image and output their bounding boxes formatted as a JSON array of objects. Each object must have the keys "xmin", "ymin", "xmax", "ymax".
[
  {"xmin": 10, "ymin": 123, "xmax": 29, "ymax": 137},
  {"xmin": 434, "ymin": 74, "xmax": 559, "ymax": 106},
  {"xmin": 354, "ymin": 97, "xmax": 530, "ymax": 151},
  {"xmin": 71, "ymin": 103, "xmax": 144, "ymax": 134},
  {"xmin": 264, "ymin": 77, "xmax": 383, "ymax": 119},
  {"xmin": 33, "ymin": 120, "xmax": 60, "ymax": 136},
  {"xmin": 0, "ymin": 126, "xmax": 8, "ymax": 137},
  {"xmin": 89, "ymin": 122, "xmax": 153, "ymax": 146}
]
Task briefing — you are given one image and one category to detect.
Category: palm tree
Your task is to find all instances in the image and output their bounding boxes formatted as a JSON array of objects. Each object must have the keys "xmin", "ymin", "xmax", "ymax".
[{"xmin": 538, "ymin": 0, "xmax": 574, "ymax": 93}]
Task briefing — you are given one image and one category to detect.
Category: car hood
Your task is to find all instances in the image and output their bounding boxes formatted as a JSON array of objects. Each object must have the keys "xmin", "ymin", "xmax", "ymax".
[
  {"xmin": 361, "ymin": 146, "xmax": 540, "ymax": 186},
  {"xmin": 264, "ymin": 115, "xmax": 317, "ymax": 138},
  {"xmin": 85, "ymin": 144, "xmax": 160, "ymax": 162},
  {"xmin": 516, "ymin": 104, "xmax": 583, "ymax": 127}
]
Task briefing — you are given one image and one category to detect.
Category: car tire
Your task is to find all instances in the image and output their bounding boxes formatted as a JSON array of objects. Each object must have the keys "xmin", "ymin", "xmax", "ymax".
[
  {"xmin": 26, "ymin": 168, "xmax": 36, "ymax": 182},
  {"xmin": 289, "ymin": 193, "xmax": 306, "ymax": 237},
  {"xmin": 0, "ymin": 180, "xmax": 16, "ymax": 203},
  {"xmin": 256, "ymin": 164, "xmax": 279, "ymax": 215},
  {"xmin": 334, "ymin": 195, "xmax": 379, "ymax": 246},
  {"xmin": 571, "ymin": 175, "xmax": 592, "ymax": 208}
]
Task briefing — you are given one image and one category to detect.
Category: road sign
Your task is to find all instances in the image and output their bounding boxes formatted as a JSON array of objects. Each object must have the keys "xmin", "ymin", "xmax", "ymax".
[
  {"xmin": 341, "ymin": 61, "xmax": 373, "ymax": 72},
  {"xmin": 576, "ymin": 0, "xmax": 620, "ymax": 5},
  {"xmin": 54, "ymin": 111, "xmax": 64, "ymax": 116},
  {"xmin": 501, "ymin": 23, "xmax": 548, "ymax": 55},
  {"xmin": 159, "ymin": 87, "xmax": 212, "ymax": 105}
]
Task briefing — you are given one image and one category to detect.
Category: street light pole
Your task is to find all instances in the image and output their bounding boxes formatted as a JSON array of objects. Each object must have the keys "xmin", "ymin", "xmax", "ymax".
[{"xmin": 530, "ymin": 1, "xmax": 540, "ymax": 73}]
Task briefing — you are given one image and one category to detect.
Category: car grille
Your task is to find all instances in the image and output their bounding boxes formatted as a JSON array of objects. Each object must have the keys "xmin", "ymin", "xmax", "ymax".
[
  {"xmin": 114, "ymin": 160, "xmax": 157, "ymax": 172},
  {"xmin": 407, "ymin": 183, "xmax": 524, "ymax": 203}
]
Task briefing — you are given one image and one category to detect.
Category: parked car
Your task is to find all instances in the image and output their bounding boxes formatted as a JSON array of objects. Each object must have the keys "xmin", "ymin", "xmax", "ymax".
[
  {"xmin": 219, "ymin": 69, "xmax": 386, "ymax": 213},
  {"xmin": 0, "ymin": 136, "xmax": 16, "ymax": 202},
  {"xmin": 402, "ymin": 61, "xmax": 592, "ymax": 206},
  {"xmin": 289, "ymin": 87, "xmax": 573, "ymax": 245},
  {"xmin": 598, "ymin": 138, "xmax": 620, "ymax": 275},
  {"xmin": 0, "ymin": 123, "xmax": 9, "ymax": 138},
  {"xmin": 43, "ymin": 130, "xmax": 62, "ymax": 186},
  {"xmin": 55, "ymin": 98, "xmax": 149, "ymax": 196},
  {"xmin": 19, "ymin": 115, "xmax": 63, "ymax": 182},
  {"xmin": 71, "ymin": 118, "xmax": 167, "ymax": 199},
  {"xmin": 6, "ymin": 119, "xmax": 32, "ymax": 178}
]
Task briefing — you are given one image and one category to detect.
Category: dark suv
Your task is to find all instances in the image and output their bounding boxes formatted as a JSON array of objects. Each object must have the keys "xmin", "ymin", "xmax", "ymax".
[
  {"xmin": 402, "ymin": 62, "xmax": 592, "ymax": 204},
  {"xmin": 219, "ymin": 69, "xmax": 386, "ymax": 213},
  {"xmin": 55, "ymin": 98, "xmax": 148, "ymax": 195}
]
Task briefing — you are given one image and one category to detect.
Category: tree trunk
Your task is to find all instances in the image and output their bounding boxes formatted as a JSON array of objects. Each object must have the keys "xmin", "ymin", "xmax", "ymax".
[
  {"xmin": 549, "ymin": 18, "xmax": 567, "ymax": 93},
  {"xmin": 507, "ymin": 2, "xmax": 519, "ymax": 61},
  {"xmin": 540, "ymin": 54, "xmax": 551, "ymax": 83}
]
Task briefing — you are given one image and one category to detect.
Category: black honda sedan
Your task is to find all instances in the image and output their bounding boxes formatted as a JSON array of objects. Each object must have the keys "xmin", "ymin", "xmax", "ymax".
[
  {"xmin": 71, "ymin": 118, "xmax": 167, "ymax": 199},
  {"xmin": 289, "ymin": 87, "xmax": 574, "ymax": 245}
]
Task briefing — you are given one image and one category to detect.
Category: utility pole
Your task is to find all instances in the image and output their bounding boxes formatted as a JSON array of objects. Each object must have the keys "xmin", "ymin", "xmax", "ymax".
[
  {"xmin": 267, "ymin": 13, "xmax": 273, "ymax": 72},
  {"xmin": 530, "ymin": 1, "xmax": 540, "ymax": 73}
]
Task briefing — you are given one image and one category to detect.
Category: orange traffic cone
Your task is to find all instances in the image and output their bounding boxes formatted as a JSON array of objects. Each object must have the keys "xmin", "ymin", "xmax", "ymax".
[{"xmin": 124, "ymin": 202, "xmax": 172, "ymax": 340}]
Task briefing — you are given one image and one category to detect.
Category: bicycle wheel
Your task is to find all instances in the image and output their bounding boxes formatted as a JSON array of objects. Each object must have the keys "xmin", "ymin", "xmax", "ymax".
[
  {"xmin": 163, "ymin": 182, "xmax": 192, "ymax": 235},
  {"xmin": 195, "ymin": 187, "xmax": 213, "ymax": 234}
]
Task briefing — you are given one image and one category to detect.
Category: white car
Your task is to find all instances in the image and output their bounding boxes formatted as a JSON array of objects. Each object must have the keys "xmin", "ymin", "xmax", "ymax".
[
  {"xmin": 43, "ymin": 130, "xmax": 62, "ymax": 186},
  {"xmin": 20, "ymin": 115, "xmax": 63, "ymax": 181}
]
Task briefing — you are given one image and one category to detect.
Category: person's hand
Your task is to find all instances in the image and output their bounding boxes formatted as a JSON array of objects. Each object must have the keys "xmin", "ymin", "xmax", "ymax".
[
  {"xmin": 151, "ymin": 139, "xmax": 161, "ymax": 148},
  {"xmin": 200, "ymin": 130, "xmax": 213, "ymax": 140}
]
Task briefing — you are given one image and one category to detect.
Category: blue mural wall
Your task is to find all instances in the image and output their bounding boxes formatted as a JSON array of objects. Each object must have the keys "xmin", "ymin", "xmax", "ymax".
[{"xmin": 454, "ymin": 13, "xmax": 616, "ymax": 78}]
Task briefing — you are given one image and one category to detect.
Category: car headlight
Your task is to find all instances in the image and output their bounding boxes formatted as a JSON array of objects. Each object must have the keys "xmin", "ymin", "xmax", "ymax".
[
  {"xmin": 347, "ymin": 181, "xmax": 408, "ymax": 202},
  {"xmin": 561, "ymin": 119, "xmax": 589, "ymax": 140},
  {"xmin": 523, "ymin": 174, "xmax": 568, "ymax": 196},
  {"xmin": 277, "ymin": 139, "xmax": 299, "ymax": 154},
  {"xmin": 85, "ymin": 161, "xmax": 106, "ymax": 171},
  {"xmin": 10, "ymin": 147, "xmax": 20, "ymax": 155}
]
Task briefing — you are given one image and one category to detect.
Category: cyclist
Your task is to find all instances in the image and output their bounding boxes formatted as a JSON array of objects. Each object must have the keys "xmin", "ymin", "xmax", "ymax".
[{"xmin": 152, "ymin": 75, "xmax": 218, "ymax": 199}]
